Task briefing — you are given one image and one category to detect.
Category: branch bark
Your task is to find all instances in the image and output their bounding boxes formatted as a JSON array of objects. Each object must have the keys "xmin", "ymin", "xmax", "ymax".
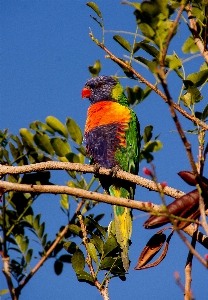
[{"xmin": 0, "ymin": 161, "xmax": 184, "ymax": 199}]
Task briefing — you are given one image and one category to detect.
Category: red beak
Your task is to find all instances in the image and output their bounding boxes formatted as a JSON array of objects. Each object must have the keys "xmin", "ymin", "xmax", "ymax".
[{"xmin": 82, "ymin": 87, "xmax": 91, "ymax": 99}]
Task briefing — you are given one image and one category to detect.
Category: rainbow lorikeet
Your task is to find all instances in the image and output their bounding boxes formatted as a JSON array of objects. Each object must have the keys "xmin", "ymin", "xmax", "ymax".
[{"xmin": 82, "ymin": 75, "xmax": 140, "ymax": 271}]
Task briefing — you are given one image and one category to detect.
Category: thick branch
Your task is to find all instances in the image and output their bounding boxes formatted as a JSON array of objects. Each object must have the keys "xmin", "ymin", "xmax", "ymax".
[
  {"xmin": 0, "ymin": 180, "xmax": 160, "ymax": 213},
  {"xmin": 1, "ymin": 178, "xmax": 208, "ymax": 250},
  {"xmin": 0, "ymin": 162, "xmax": 184, "ymax": 199}
]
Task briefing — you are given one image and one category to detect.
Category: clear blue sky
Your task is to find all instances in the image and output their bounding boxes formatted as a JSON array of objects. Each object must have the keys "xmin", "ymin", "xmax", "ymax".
[{"xmin": 1, "ymin": 1, "xmax": 208, "ymax": 299}]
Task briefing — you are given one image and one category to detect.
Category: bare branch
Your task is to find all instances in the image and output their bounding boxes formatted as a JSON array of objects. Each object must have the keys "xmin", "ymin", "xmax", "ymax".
[
  {"xmin": 177, "ymin": 229, "xmax": 207, "ymax": 268},
  {"xmin": 0, "ymin": 162, "xmax": 184, "ymax": 199},
  {"xmin": 0, "ymin": 180, "xmax": 161, "ymax": 213}
]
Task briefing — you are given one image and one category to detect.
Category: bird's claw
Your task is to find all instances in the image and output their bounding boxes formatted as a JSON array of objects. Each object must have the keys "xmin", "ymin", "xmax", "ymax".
[
  {"xmin": 110, "ymin": 165, "xmax": 120, "ymax": 178},
  {"xmin": 93, "ymin": 163, "xmax": 101, "ymax": 178}
]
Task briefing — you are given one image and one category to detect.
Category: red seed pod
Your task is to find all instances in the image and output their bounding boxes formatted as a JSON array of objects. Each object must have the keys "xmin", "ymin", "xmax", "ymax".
[{"xmin": 144, "ymin": 189, "xmax": 199, "ymax": 229}]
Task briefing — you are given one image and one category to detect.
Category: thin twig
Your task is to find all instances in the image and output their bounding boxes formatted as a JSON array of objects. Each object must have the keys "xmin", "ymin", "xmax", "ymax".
[
  {"xmin": 77, "ymin": 212, "xmax": 109, "ymax": 300},
  {"xmin": 17, "ymin": 200, "xmax": 85, "ymax": 293},
  {"xmin": 161, "ymin": 4, "xmax": 185, "ymax": 65},
  {"xmin": 177, "ymin": 229, "xmax": 207, "ymax": 268},
  {"xmin": 184, "ymin": 225, "xmax": 198, "ymax": 300}
]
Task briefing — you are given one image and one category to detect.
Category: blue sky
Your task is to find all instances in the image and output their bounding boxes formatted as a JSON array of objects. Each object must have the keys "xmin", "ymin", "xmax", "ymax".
[{"xmin": 1, "ymin": 1, "xmax": 208, "ymax": 300}]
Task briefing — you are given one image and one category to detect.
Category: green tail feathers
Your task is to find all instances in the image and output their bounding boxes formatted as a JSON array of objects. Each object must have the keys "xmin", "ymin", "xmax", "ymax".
[{"xmin": 109, "ymin": 185, "xmax": 132, "ymax": 272}]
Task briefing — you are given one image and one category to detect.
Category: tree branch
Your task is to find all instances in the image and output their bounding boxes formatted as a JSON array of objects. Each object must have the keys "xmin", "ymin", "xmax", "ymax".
[
  {"xmin": 16, "ymin": 199, "xmax": 85, "ymax": 294},
  {"xmin": 89, "ymin": 33, "xmax": 208, "ymax": 131},
  {"xmin": 0, "ymin": 162, "xmax": 184, "ymax": 199},
  {"xmin": 77, "ymin": 212, "xmax": 109, "ymax": 300},
  {"xmin": 186, "ymin": 3, "xmax": 208, "ymax": 63},
  {"xmin": 0, "ymin": 180, "xmax": 161, "ymax": 213}
]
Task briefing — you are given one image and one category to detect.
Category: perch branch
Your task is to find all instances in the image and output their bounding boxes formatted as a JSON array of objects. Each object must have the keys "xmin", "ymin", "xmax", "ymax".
[{"xmin": 0, "ymin": 162, "xmax": 184, "ymax": 199}]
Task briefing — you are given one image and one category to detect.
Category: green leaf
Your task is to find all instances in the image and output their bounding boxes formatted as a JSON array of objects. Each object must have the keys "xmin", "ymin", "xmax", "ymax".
[
  {"xmin": 68, "ymin": 224, "xmax": 82, "ymax": 236},
  {"xmin": 143, "ymin": 85, "xmax": 152, "ymax": 100},
  {"xmin": 25, "ymin": 249, "xmax": 33, "ymax": 264},
  {"xmin": 138, "ymin": 42, "xmax": 159, "ymax": 58},
  {"xmin": 181, "ymin": 86, "xmax": 203, "ymax": 106},
  {"xmin": 66, "ymin": 118, "xmax": 83, "ymax": 145},
  {"xmin": 38, "ymin": 222, "xmax": 45, "ymax": 238},
  {"xmin": 65, "ymin": 152, "xmax": 80, "ymax": 163},
  {"xmin": 202, "ymin": 104, "xmax": 208, "ymax": 121},
  {"xmin": 86, "ymin": 216, "xmax": 106, "ymax": 239},
  {"xmin": 134, "ymin": 56, "xmax": 158, "ymax": 73},
  {"xmin": 200, "ymin": 62, "xmax": 208, "ymax": 71},
  {"xmin": 46, "ymin": 116, "xmax": 68, "ymax": 138},
  {"xmin": 86, "ymin": 2, "xmax": 102, "ymax": 19},
  {"xmin": 19, "ymin": 128, "xmax": 34, "ymax": 148},
  {"xmin": 182, "ymin": 36, "xmax": 199, "ymax": 54},
  {"xmin": 34, "ymin": 132, "xmax": 54, "ymax": 155},
  {"xmin": 103, "ymin": 234, "xmax": 118, "ymax": 257},
  {"xmin": 143, "ymin": 125, "xmax": 153, "ymax": 144},
  {"xmin": 59, "ymin": 254, "xmax": 72, "ymax": 263},
  {"xmin": 86, "ymin": 242, "xmax": 99, "ymax": 265},
  {"xmin": 63, "ymin": 241, "xmax": 77, "ymax": 254},
  {"xmin": 141, "ymin": 1, "xmax": 160, "ymax": 17},
  {"xmin": 50, "ymin": 137, "xmax": 71, "ymax": 156},
  {"xmin": 88, "ymin": 60, "xmax": 102, "ymax": 77},
  {"xmin": 9, "ymin": 142, "xmax": 19, "ymax": 160},
  {"xmin": 15, "ymin": 235, "xmax": 28, "ymax": 254},
  {"xmin": 77, "ymin": 270, "xmax": 94, "ymax": 285},
  {"xmin": 33, "ymin": 214, "xmax": 41, "ymax": 231},
  {"xmin": 30, "ymin": 121, "xmax": 55, "ymax": 134},
  {"xmin": 71, "ymin": 249, "xmax": 85, "ymax": 273},
  {"xmin": 24, "ymin": 213, "xmax": 33, "ymax": 225},
  {"xmin": 126, "ymin": 86, "xmax": 144, "ymax": 105},
  {"xmin": 143, "ymin": 140, "xmax": 163, "ymax": 152},
  {"xmin": 122, "ymin": 1, "xmax": 141, "ymax": 10},
  {"xmin": 139, "ymin": 23, "xmax": 155, "ymax": 39},
  {"xmin": 0, "ymin": 290, "xmax": 9, "ymax": 296},
  {"xmin": 113, "ymin": 35, "xmax": 131, "ymax": 52},
  {"xmin": 90, "ymin": 233, "xmax": 104, "ymax": 254},
  {"xmin": 165, "ymin": 54, "xmax": 182, "ymax": 70},
  {"xmin": 186, "ymin": 70, "xmax": 208, "ymax": 87},
  {"xmin": 100, "ymin": 257, "xmax": 115, "ymax": 269},
  {"xmin": 42, "ymin": 233, "xmax": 47, "ymax": 247},
  {"xmin": 54, "ymin": 259, "xmax": 63, "ymax": 275},
  {"xmin": 60, "ymin": 194, "xmax": 69, "ymax": 210}
]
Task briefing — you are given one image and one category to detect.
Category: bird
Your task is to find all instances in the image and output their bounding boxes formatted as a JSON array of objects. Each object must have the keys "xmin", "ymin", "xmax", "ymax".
[{"xmin": 82, "ymin": 75, "xmax": 140, "ymax": 271}]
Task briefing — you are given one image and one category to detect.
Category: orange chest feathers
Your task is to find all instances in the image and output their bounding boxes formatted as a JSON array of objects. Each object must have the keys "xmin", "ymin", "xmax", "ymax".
[{"xmin": 85, "ymin": 101, "xmax": 131, "ymax": 134}]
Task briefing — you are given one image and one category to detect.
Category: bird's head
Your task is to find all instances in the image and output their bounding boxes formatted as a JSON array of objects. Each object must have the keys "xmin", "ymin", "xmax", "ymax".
[{"xmin": 82, "ymin": 75, "xmax": 125, "ymax": 104}]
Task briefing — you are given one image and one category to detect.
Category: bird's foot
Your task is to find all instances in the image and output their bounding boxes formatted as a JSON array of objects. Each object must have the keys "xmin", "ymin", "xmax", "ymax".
[
  {"xmin": 93, "ymin": 163, "xmax": 101, "ymax": 178},
  {"xmin": 110, "ymin": 165, "xmax": 121, "ymax": 178}
]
